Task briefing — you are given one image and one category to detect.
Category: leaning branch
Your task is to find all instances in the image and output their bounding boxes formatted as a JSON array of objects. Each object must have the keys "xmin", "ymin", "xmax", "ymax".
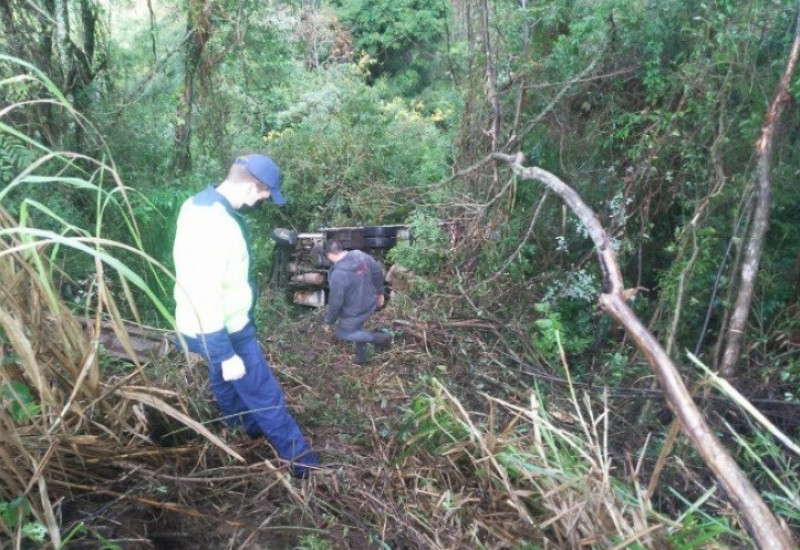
[{"xmin": 493, "ymin": 151, "xmax": 794, "ymax": 550}]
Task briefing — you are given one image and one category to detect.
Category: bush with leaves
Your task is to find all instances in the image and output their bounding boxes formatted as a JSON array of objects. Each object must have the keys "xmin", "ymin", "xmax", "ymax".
[
  {"xmin": 331, "ymin": 0, "xmax": 450, "ymax": 92},
  {"xmin": 260, "ymin": 66, "xmax": 453, "ymax": 232},
  {"xmin": 387, "ymin": 210, "xmax": 450, "ymax": 272}
]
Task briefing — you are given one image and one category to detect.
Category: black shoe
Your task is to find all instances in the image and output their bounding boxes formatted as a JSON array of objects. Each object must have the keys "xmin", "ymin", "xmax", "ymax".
[
  {"xmin": 292, "ymin": 465, "xmax": 313, "ymax": 479},
  {"xmin": 291, "ymin": 452, "xmax": 320, "ymax": 479},
  {"xmin": 354, "ymin": 343, "xmax": 367, "ymax": 365},
  {"xmin": 374, "ymin": 332, "xmax": 393, "ymax": 351}
]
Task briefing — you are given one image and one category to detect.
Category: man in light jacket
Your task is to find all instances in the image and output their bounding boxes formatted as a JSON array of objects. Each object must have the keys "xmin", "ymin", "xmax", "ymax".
[
  {"xmin": 173, "ymin": 154, "xmax": 318, "ymax": 478},
  {"xmin": 323, "ymin": 239, "xmax": 391, "ymax": 365}
]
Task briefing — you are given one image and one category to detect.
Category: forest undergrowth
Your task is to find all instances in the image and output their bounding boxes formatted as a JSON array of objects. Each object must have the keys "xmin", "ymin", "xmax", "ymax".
[
  {"xmin": 4, "ymin": 2, "xmax": 800, "ymax": 544},
  {"xmin": 3, "ymin": 234, "xmax": 796, "ymax": 549}
]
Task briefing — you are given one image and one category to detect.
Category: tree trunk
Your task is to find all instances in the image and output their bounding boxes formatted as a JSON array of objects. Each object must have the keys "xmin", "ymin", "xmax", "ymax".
[
  {"xmin": 4, "ymin": 0, "xmax": 103, "ymax": 147},
  {"xmin": 172, "ymin": 0, "xmax": 212, "ymax": 175},
  {"xmin": 719, "ymin": 2, "xmax": 800, "ymax": 377},
  {"xmin": 494, "ymin": 152, "xmax": 795, "ymax": 550},
  {"xmin": 147, "ymin": 0, "xmax": 158, "ymax": 67}
]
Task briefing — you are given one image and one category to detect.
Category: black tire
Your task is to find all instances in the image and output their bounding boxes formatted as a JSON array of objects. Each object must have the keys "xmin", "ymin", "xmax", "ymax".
[
  {"xmin": 326, "ymin": 229, "xmax": 356, "ymax": 242},
  {"xmin": 310, "ymin": 243, "xmax": 330, "ymax": 268},
  {"xmin": 363, "ymin": 236, "xmax": 397, "ymax": 249},
  {"xmin": 272, "ymin": 228, "xmax": 298, "ymax": 247},
  {"xmin": 363, "ymin": 226, "xmax": 399, "ymax": 238}
]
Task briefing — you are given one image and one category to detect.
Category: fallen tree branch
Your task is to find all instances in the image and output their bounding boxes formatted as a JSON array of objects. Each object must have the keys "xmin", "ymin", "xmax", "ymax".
[{"xmin": 493, "ymin": 151, "xmax": 794, "ymax": 550}]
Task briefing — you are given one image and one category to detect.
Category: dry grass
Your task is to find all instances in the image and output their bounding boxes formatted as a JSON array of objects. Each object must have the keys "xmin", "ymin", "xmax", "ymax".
[
  {"xmin": 0, "ymin": 170, "xmax": 766, "ymax": 548},
  {"xmin": 0, "ymin": 202, "xmax": 241, "ymax": 546},
  {"xmin": 0, "ymin": 199, "xmax": 771, "ymax": 549},
  {"xmin": 0, "ymin": 245, "xmax": 663, "ymax": 550}
]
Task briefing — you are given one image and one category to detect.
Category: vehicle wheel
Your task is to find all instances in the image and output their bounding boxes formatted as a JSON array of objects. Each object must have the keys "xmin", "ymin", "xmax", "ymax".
[
  {"xmin": 272, "ymin": 228, "xmax": 298, "ymax": 247},
  {"xmin": 363, "ymin": 226, "xmax": 398, "ymax": 238},
  {"xmin": 310, "ymin": 243, "xmax": 329, "ymax": 268},
  {"xmin": 363, "ymin": 236, "xmax": 397, "ymax": 249},
  {"xmin": 326, "ymin": 229, "xmax": 356, "ymax": 242}
]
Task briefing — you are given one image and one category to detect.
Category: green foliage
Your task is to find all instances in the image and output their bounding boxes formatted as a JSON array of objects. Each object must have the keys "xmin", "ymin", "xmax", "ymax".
[
  {"xmin": 101, "ymin": 2, "xmax": 296, "ymax": 183},
  {"xmin": 661, "ymin": 510, "xmax": 739, "ymax": 549},
  {"xmin": 263, "ymin": 68, "xmax": 452, "ymax": 230},
  {"xmin": 332, "ymin": 0, "xmax": 450, "ymax": 90},
  {"xmin": 397, "ymin": 379, "xmax": 471, "ymax": 454},
  {"xmin": 501, "ymin": 0, "xmax": 800, "ymax": 366},
  {"xmin": 195, "ymin": 10, "xmax": 297, "ymax": 165},
  {"xmin": 603, "ymin": 350, "xmax": 631, "ymax": 384},
  {"xmin": 655, "ymin": 224, "xmax": 724, "ymax": 350},
  {"xmin": 295, "ymin": 534, "xmax": 336, "ymax": 550},
  {"xmin": 531, "ymin": 301, "xmax": 593, "ymax": 363},
  {"xmin": 729, "ymin": 418, "xmax": 800, "ymax": 529},
  {"xmin": 543, "ymin": 267, "xmax": 598, "ymax": 304},
  {"xmin": 0, "ymin": 134, "xmax": 35, "ymax": 186},
  {"xmin": 387, "ymin": 211, "xmax": 450, "ymax": 274},
  {"xmin": 1, "ymin": 382, "xmax": 41, "ymax": 424},
  {"xmin": 1, "ymin": 53, "xmax": 176, "ymax": 328},
  {"xmin": 124, "ymin": 184, "xmax": 188, "ymax": 312},
  {"xmin": 505, "ymin": 242, "xmax": 539, "ymax": 283},
  {"xmin": 582, "ymin": 0, "xmax": 800, "ymax": 353},
  {"xmin": 530, "ymin": 302, "xmax": 563, "ymax": 359},
  {"xmin": 0, "ymin": 496, "xmax": 47, "ymax": 545},
  {"xmin": 760, "ymin": 175, "xmax": 800, "ymax": 325}
]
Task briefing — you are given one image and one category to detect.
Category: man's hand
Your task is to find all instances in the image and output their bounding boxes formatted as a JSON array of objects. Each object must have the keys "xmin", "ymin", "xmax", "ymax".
[
  {"xmin": 221, "ymin": 355, "xmax": 246, "ymax": 381},
  {"xmin": 376, "ymin": 293, "xmax": 385, "ymax": 309}
]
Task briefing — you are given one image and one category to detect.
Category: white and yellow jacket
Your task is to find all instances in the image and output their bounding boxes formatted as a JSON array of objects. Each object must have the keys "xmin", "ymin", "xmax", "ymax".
[{"xmin": 173, "ymin": 186, "xmax": 255, "ymax": 362}]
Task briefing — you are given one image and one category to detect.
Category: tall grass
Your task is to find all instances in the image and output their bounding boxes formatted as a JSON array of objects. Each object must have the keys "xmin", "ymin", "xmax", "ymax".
[
  {"xmin": 374, "ymin": 331, "xmax": 798, "ymax": 547},
  {"xmin": 0, "ymin": 54, "xmax": 240, "ymax": 549},
  {"xmin": 392, "ymin": 375, "xmax": 749, "ymax": 549}
]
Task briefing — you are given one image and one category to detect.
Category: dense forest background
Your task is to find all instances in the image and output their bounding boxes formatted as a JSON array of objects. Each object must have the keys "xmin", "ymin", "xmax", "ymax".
[{"xmin": 2, "ymin": 0, "xmax": 800, "ymax": 548}]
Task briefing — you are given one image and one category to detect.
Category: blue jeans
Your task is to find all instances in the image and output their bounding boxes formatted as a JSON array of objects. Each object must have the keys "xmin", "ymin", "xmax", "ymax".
[{"xmin": 182, "ymin": 324, "xmax": 318, "ymax": 475}]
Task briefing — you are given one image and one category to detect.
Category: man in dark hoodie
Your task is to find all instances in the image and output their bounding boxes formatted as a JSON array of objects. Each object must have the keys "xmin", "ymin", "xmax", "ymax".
[{"xmin": 323, "ymin": 239, "xmax": 392, "ymax": 365}]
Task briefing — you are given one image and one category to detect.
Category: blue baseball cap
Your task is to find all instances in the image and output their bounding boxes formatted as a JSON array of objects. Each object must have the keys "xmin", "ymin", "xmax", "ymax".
[{"xmin": 237, "ymin": 154, "xmax": 286, "ymax": 205}]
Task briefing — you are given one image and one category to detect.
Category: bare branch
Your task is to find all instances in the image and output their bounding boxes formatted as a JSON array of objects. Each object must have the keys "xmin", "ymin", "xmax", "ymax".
[{"xmin": 493, "ymin": 151, "xmax": 795, "ymax": 550}]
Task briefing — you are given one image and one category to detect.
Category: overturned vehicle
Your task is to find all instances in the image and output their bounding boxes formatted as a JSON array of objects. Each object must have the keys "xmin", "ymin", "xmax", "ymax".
[{"xmin": 270, "ymin": 224, "xmax": 410, "ymax": 307}]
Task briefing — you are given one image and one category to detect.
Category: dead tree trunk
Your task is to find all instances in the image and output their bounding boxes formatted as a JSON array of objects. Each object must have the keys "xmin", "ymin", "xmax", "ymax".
[
  {"xmin": 493, "ymin": 152, "xmax": 794, "ymax": 550},
  {"xmin": 719, "ymin": 2, "xmax": 800, "ymax": 377}
]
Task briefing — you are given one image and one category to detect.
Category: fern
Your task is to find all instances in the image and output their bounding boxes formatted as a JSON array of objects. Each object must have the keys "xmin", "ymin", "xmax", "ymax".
[{"xmin": 0, "ymin": 133, "xmax": 33, "ymax": 187}]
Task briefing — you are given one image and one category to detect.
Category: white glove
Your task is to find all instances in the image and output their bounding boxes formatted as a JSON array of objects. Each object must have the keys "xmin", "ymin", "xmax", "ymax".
[{"xmin": 221, "ymin": 355, "xmax": 246, "ymax": 381}]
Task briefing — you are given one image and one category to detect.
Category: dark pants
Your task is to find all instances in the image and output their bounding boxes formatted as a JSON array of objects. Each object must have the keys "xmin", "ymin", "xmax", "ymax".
[
  {"xmin": 335, "ymin": 317, "xmax": 388, "ymax": 364},
  {"xmin": 184, "ymin": 324, "xmax": 318, "ymax": 475}
]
